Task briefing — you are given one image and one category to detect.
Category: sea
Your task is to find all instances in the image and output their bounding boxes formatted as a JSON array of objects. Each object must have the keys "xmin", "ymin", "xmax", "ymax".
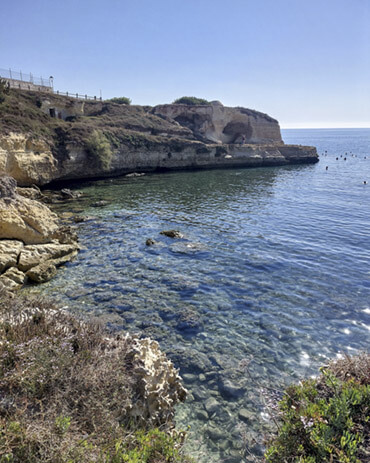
[{"xmin": 24, "ymin": 128, "xmax": 370, "ymax": 462}]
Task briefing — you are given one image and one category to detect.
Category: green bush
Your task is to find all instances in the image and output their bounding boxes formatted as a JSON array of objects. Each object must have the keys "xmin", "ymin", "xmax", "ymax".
[
  {"xmin": 86, "ymin": 130, "xmax": 113, "ymax": 170},
  {"xmin": 107, "ymin": 96, "xmax": 132, "ymax": 105},
  {"xmin": 172, "ymin": 96, "xmax": 210, "ymax": 105},
  {"xmin": 265, "ymin": 354, "xmax": 370, "ymax": 463}
]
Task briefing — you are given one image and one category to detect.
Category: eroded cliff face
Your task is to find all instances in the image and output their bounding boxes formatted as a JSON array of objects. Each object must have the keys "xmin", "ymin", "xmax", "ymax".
[
  {"xmin": 0, "ymin": 91, "xmax": 317, "ymax": 186},
  {"xmin": 0, "ymin": 133, "xmax": 58, "ymax": 185},
  {"xmin": 152, "ymin": 102, "xmax": 283, "ymax": 144},
  {"xmin": 0, "ymin": 132, "xmax": 317, "ymax": 186}
]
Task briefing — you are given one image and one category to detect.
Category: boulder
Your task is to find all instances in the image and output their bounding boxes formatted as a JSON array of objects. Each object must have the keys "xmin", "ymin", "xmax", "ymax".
[
  {"xmin": 0, "ymin": 267, "xmax": 26, "ymax": 291},
  {"xmin": 18, "ymin": 243, "xmax": 79, "ymax": 271},
  {"xmin": 0, "ymin": 175, "xmax": 60, "ymax": 244},
  {"xmin": 160, "ymin": 230, "xmax": 183, "ymax": 238},
  {"xmin": 26, "ymin": 261, "xmax": 58, "ymax": 283},
  {"xmin": 127, "ymin": 337, "xmax": 187, "ymax": 425},
  {"xmin": 0, "ymin": 176, "xmax": 79, "ymax": 290},
  {"xmin": 0, "ymin": 240, "xmax": 24, "ymax": 272}
]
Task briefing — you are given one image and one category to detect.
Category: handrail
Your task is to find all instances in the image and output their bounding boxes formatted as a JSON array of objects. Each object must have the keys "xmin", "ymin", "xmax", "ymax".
[{"xmin": 0, "ymin": 68, "xmax": 52, "ymax": 87}]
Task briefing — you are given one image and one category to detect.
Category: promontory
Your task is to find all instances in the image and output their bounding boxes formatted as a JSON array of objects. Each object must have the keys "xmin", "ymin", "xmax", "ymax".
[{"xmin": 0, "ymin": 90, "xmax": 318, "ymax": 186}]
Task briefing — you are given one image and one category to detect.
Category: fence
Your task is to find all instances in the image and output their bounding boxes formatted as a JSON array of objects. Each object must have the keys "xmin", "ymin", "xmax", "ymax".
[
  {"xmin": 1, "ymin": 67, "xmax": 103, "ymax": 102},
  {"xmin": 54, "ymin": 90, "xmax": 102, "ymax": 101},
  {"xmin": 0, "ymin": 68, "xmax": 53, "ymax": 87}
]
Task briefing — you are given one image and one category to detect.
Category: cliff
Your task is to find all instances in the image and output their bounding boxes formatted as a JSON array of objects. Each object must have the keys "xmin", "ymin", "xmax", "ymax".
[
  {"xmin": 0, "ymin": 90, "xmax": 318, "ymax": 186},
  {"xmin": 153, "ymin": 101, "xmax": 282, "ymax": 144}
]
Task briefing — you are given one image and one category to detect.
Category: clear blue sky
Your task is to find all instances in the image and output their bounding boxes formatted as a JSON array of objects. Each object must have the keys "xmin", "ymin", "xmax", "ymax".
[{"xmin": 1, "ymin": 0, "xmax": 369, "ymax": 128}]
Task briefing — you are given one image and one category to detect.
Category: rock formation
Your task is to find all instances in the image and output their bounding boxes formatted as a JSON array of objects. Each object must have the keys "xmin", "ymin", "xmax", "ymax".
[
  {"xmin": 0, "ymin": 175, "xmax": 79, "ymax": 291},
  {"xmin": 152, "ymin": 101, "xmax": 282, "ymax": 144},
  {"xmin": 0, "ymin": 91, "xmax": 318, "ymax": 186}
]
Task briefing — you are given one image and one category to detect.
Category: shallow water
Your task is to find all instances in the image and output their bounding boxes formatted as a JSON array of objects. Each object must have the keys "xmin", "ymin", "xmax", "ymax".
[{"xmin": 25, "ymin": 128, "xmax": 370, "ymax": 462}]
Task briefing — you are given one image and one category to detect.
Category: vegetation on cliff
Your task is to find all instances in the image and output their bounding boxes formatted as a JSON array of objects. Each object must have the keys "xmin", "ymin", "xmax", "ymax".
[
  {"xmin": 0, "ymin": 79, "xmax": 10, "ymax": 104},
  {"xmin": 265, "ymin": 353, "xmax": 370, "ymax": 463},
  {"xmin": 172, "ymin": 97, "xmax": 210, "ymax": 106},
  {"xmin": 0, "ymin": 291, "xmax": 192, "ymax": 463},
  {"xmin": 0, "ymin": 89, "xmax": 196, "ymax": 166},
  {"xmin": 106, "ymin": 96, "xmax": 132, "ymax": 105}
]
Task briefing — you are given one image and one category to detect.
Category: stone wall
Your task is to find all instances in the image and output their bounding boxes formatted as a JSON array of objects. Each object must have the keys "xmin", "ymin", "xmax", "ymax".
[{"xmin": 3, "ymin": 78, "xmax": 53, "ymax": 93}]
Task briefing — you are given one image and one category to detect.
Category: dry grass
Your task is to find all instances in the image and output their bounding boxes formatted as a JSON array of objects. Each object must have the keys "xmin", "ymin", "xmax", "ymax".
[{"xmin": 0, "ymin": 291, "xmax": 191, "ymax": 463}]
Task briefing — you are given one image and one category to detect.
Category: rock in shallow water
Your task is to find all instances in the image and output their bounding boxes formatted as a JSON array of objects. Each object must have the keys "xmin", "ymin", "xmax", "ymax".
[{"xmin": 160, "ymin": 229, "xmax": 183, "ymax": 238}]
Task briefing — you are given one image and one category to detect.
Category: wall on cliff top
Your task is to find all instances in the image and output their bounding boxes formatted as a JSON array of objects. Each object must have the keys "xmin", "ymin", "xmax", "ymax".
[{"xmin": 152, "ymin": 101, "xmax": 283, "ymax": 145}]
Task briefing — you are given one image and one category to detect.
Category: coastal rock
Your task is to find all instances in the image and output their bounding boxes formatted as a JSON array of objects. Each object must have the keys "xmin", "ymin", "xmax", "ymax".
[
  {"xmin": 175, "ymin": 307, "xmax": 203, "ymax": 334},
  {"xmin": 26, "ymin": 261, "xmax": 58, "ymax": 283},
  {"xmin": 127, "ymin": 337, "xmax": 187, "ymax": 425},
  {"xmin": 0, "ymin": 267, "xmax": 26, "ymax": 291},
  {"xmin": 0, "ymin": 175, "xmax": 60, "ymax": 244},
  {"xmin": 205, "ymin": 397, "xmax": 220, "ymax": 415},
  {"xmin": 0, "ymin": 95, "xmax": 318, "ymax": 186},
  {"xmin": 0, "ymin": 176, "xmax": 79, "ymax": 290},
  {"xmin": 238, "ymin": 408, "xmax": 255, "ymax": 423},
  {"xmin": 218, "ymin": 376, "xmax": 246, "ymax": 399},
  {"xmin": 153, "ymin": 104, "xmax": 282, "ymax": 144},
  {"xmin": 18, "ymin": 243, "xmax": 79, "ymax": 271},
  {"xmin": 0, "ymin": 240, "xmax": 24, "ymax": 272},
  {"xmin": 160, "ymin": 230, "xmax": 183, "ymax": 238},
  {"xmin": 0, "ymin": 133, "xmax": 57, "ymax": 186},
  {"xmin": 16, "ymin": 186, "xmax": 44, "ymax": 200}
]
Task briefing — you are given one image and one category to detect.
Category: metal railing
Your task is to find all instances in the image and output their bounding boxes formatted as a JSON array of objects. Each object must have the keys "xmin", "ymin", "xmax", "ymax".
[
  {"xmin": 54, "ymin": 90, "xmax": 102, "ymax": 101},
  {"xmin": 0, "ymin": 67, "xmax": 102, "ymax": 102},
  {"xmin": 0, "ymin": 68, "xmax": 52, "ymax": 87}
]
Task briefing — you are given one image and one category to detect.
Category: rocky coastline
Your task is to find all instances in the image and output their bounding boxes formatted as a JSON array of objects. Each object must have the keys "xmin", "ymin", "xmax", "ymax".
[
  {"xmin": 0, "ymin": 175, "xmax": 79, "ymax": 292},
  {"xmin": 0, "ymin": 90, "xmax": 318, "ymax": 187}
]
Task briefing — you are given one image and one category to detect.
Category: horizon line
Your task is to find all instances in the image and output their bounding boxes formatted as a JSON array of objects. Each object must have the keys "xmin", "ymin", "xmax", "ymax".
[{"xmin": 281, "ymin": 126, "xmax": 370, "ymax": 130}]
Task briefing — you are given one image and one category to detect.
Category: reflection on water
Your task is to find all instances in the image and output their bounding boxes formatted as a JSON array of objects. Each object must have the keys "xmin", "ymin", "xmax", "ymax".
[{"xmin": 25, "ymin": 129, "xmax": 370, "ymax": 462}]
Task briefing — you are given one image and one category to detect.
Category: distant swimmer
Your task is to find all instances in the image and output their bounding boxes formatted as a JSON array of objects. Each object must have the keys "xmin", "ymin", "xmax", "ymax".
[
  {"xmin": 336, "ymin": 157, "xmax": 339, "ymax": 160},
  {"xmin": 364, "ymin": 181, "xmax": 367, "ymax": 184},
  {"xmin": 344, "ymin": 157, "xmax": 347, "ymax": 160},
  {"xmin": 326, "ymin": 166, "xmax": 328, "ymax": 170}
]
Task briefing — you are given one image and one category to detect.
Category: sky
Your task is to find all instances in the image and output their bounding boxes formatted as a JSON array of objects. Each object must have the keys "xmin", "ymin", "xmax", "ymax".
[{"xmin": 1, "ymin": 0, "xmax": 369, "ymax": 128}]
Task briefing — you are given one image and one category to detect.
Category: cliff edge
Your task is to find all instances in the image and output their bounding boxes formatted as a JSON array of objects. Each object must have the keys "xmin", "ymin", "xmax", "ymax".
[{"xmin": 0, "ymin": 90, "xmax": 318, "ymax": 186}]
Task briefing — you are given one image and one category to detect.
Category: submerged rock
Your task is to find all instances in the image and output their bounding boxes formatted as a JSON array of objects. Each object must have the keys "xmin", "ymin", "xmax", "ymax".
[
  {"xmin": 160, "ymin": 230, "xmax": 183, "ymax": 238},
  {"xmin": 126, "ymin": 172, "xmax": 145, "ymax": 178}
]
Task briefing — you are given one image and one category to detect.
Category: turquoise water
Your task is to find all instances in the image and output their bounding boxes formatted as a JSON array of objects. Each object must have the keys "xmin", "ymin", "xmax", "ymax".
[{"xmin": 26, "ymin": 129, "xmax": 370, "ymax": 462}]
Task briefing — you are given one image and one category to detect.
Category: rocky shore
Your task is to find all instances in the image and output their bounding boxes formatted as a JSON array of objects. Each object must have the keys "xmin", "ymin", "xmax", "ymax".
[
  {"xmin": 0, "ymin": 90, "xmax": 318, "ymax": 187},
  {"xmin": 0, "ymin": 175, "xmax": 79, "ymax": 292}
]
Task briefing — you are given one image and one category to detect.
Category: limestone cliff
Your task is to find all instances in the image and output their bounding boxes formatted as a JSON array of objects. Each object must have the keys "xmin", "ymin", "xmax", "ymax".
[
  {"xmin": 152, "ymin": 101, "xmax": 282, "ymax": 144},
  {"xmin": 0, "ymin": 90, "xmax": 318, "ymax": 186}
]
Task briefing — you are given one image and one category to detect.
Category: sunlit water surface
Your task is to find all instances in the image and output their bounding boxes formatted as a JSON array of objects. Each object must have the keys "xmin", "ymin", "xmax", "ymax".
[{"xmin": 25, "ymin": 129, "xmax": 370, "ymax": 462}]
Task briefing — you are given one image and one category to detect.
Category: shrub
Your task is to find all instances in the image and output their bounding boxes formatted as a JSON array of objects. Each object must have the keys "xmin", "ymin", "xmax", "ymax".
[
  {"xmin": 0, "ymin": 291, "xmax": 192, "ymax": 463},
  {"xmin": 0, "ymin": 79, "xmax": 10, "ymax": 104},
  {"xmin": 86, "ymin": 130, "xmax": 113, "ymax": 171},
  {"xmin": 265, "ymin": 353, "xmax": 370, "ymax": 463},
  {"xmin": 107, "ymin": 96, "xmax": 132, "ymax": 105},
  {"xmin": 172, "ymin": 96, "xmax": 210, "ymax": 106}
]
